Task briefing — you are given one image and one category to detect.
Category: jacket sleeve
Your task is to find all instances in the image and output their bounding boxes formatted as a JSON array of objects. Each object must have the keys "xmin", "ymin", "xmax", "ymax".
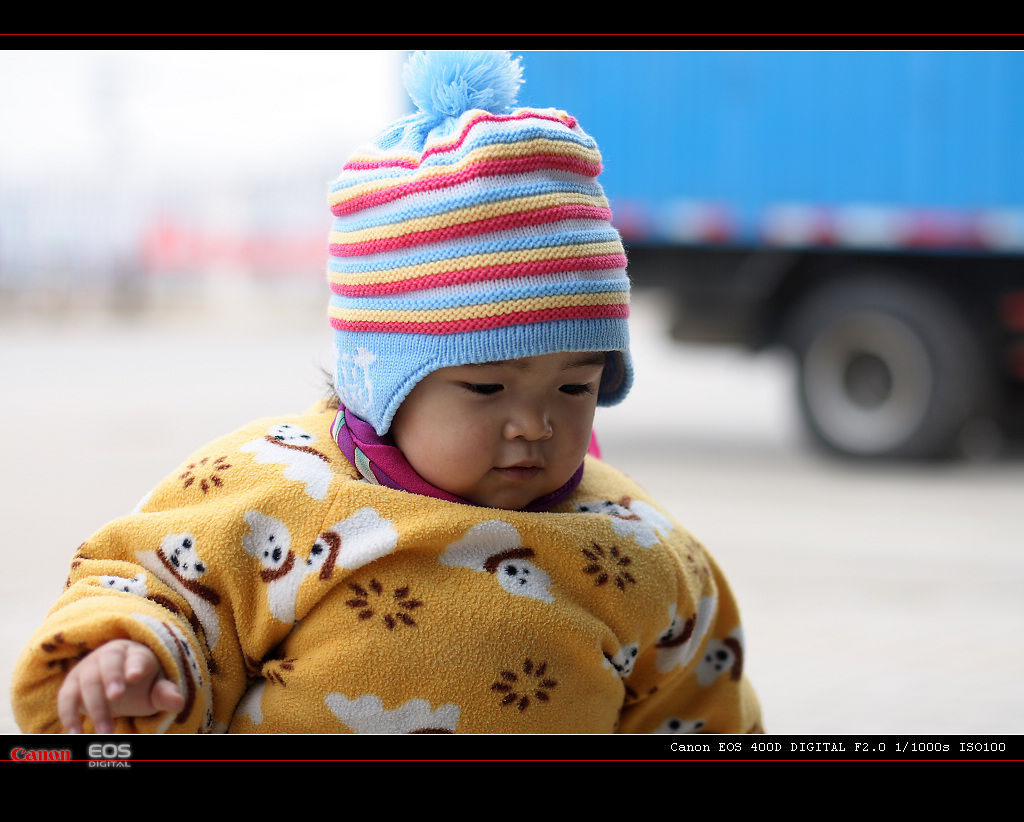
[
  {"xmin": 10, "ymin": 412, "xmax": 343, "ymax": 734},
  {"xmin": 613, "ymin": 529, "xmax": 764, "ymax": 734}
]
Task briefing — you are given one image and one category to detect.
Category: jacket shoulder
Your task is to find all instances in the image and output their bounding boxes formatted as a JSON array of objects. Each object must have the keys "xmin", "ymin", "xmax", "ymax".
[{"xmin": 137, "ymin": 407, "xmax": 359, "ymax": 514}]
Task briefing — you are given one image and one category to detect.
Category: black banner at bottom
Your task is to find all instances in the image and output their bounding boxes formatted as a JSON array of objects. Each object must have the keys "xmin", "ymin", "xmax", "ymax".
[{"xmin": 4, "ymin": 732, "xmax": 1019, "ymax": 767}]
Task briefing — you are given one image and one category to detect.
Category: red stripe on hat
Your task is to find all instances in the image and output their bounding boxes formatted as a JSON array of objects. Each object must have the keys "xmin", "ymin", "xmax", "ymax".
[
  {"xmin": 331, "ymin": 253, "xmax": 628, "ymax": 296},
  {"xmin": 330, "ymin": 303, "xmax": 630, "ymax": 335},
  {"xmin": 343, "ymin": 110, "xmax": 581, "ymax": 173},
  {"xmin": 421, "ymin": 110, "xmax": 580, "ymax": 163},
  {"xmin": 330, "ymin": 204, "xmax": 614, "ymax": 257},
  {"xmin": 332, "ymin": 154, "xmax": 602, "ymax": 217}
]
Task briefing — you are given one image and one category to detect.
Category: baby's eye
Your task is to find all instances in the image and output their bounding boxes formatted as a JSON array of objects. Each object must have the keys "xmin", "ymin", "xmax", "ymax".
[
  {"xmin": 464, "ymin": 383, "xmax": 503, "ymax": 396},
  {"xmin": 560, "ymin": 383, "xmax": 594, "ymax": 396}
]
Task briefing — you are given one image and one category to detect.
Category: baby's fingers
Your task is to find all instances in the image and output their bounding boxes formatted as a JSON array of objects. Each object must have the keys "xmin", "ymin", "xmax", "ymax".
[
  {"xmin": 56, "ymin": 675, "xmax": 86, "ymax": 734},
  {"xmin": 58, "ymin": 653, "xmax": 119, "ymax": 734},
  {"xmin": 151, "ymin": 678, "xmax": 186, "ymax": 714},
  {"xmin": 79, "ymin": 668, "xmax": 117, "ymax": 734},
  {"xmin": 105, "ymin": 642, "xmax": 182, "ymax": 719},
  {"xmin": 57, "ymin": 640, "xmax": 184, "ymax": 732},
  {"xmin": 122, "ymin": 640, "xmax": 160, "ymax": 685},
  {"xmin": 96, "ymin": 640, "xmax": 131, "ymax": 701}
]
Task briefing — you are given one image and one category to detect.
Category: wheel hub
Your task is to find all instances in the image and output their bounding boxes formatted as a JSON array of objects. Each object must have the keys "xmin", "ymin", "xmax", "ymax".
[{"xmin": 843, "ymin": 352, "xmax": 893, "ymax": 408}]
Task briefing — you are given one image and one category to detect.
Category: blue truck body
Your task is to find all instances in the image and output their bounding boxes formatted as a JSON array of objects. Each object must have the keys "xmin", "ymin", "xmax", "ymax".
[
  {"xmin": 521, "ymin": 51, "xmax": 1024, "ymax": 245},
  {"xmin": 519, "ymin": 50, "xmax": 1024, "ymax": 458}
]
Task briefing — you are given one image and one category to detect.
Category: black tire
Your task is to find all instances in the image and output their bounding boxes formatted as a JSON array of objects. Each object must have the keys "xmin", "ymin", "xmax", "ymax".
[{"xmin": 784, "ymin": 276, "xmax": 996, "ymax": 459}]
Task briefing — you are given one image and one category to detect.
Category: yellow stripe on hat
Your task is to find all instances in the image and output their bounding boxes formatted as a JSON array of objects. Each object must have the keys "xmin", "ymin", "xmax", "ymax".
[
  {"xmin": 327, "ymin": 240, "xmax": 627, "ymax": 287},
  {"xmin": 329, "ymin": 190, "xmax": 610, "ymax": 247},
  {"xmin": 330, "ymin": 291, "xmax": 629, "ymax": 324}
]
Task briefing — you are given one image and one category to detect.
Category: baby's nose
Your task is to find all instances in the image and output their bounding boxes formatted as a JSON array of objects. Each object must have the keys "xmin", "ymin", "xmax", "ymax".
[{"xmin": 504, "ymin": 406, "xmax": 553, "ymax": 441}]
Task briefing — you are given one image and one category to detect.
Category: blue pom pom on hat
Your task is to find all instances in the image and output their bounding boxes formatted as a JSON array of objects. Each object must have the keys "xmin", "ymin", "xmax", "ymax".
[
  {"xmin": 403, "ymin": 50, "xmax": 524, "ymax": 124},
  {"xmin": 327, "ymin": 50, "xmax": 633, "ymax": 435}
]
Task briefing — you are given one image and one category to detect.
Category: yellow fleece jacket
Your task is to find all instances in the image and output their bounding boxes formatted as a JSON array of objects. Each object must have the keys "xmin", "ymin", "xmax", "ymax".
[{"xmin": 11, "ymin": 406, "xmax": 761, "ymax": 734}]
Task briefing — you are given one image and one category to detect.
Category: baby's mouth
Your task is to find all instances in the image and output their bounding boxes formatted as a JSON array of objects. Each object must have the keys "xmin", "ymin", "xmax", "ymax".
[{"xmin": 494, "ymin": 463, "xmax": 542, "ymax": 482}]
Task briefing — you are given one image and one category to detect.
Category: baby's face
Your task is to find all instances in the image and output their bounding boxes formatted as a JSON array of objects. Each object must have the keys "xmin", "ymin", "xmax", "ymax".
[{"xmin": 390, "ymin": 351, "xmax": 605, "ymax": 510}]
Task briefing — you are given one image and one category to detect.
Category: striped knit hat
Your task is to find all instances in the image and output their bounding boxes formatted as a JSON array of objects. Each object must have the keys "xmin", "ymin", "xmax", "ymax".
[{"xmin": 327, "ymin": 50, "xmax": 632, "ymax": 435}]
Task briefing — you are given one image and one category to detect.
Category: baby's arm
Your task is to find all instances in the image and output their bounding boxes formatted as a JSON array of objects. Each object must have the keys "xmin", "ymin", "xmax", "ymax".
[{"xmin": 56, "ymin": 639, "xmax": 185, "ymax": 734}]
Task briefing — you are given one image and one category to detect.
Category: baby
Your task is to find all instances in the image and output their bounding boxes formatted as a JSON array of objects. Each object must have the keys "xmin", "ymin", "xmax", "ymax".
[{"xmin": 13, "ymin": 51, "xmax": 762, "ymax": 735}]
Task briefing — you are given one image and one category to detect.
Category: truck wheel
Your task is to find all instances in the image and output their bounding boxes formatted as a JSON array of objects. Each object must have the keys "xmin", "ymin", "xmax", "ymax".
[{"xmin": 784, "ymin": 277, "xmax": 995, "ymax": 459}]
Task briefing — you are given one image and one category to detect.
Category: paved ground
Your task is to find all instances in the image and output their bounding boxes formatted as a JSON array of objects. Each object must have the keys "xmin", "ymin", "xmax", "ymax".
[{"xmin": 2, "ymin": 286, "xmax": 1021, "ymax": 735}]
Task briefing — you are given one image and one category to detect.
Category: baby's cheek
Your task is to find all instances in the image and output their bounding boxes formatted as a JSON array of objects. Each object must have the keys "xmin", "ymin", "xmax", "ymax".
[{"xmin": 412, "ymin": 439, "xmax": 488, "ymax": 494}]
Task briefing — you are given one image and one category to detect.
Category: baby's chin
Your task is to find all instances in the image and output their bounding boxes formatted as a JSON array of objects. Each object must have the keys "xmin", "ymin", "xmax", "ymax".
[
  {"xmin": 468, "ymin": 491, "xmax": 543, "ymax": 511},
  {"xmin": 464, "ymin": 468, "xmax": 572, "ymax": 511}
]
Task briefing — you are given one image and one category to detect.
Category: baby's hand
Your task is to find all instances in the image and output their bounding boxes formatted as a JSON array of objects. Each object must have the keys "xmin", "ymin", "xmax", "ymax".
[{"xmin": 57, "ymin": 639, "xmax": 185, "ymax": 733}]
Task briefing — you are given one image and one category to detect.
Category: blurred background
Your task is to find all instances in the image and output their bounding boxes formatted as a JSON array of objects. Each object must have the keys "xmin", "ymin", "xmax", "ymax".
[{"xmin": 1, "ymin": 49, "xmax": 1021, "ymax": 737}]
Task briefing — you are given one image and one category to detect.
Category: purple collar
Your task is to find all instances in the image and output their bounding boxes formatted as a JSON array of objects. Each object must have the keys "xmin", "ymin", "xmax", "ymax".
[{"xmin": 330, "ymin": 404, "xmax": 590, "ymax": 512}]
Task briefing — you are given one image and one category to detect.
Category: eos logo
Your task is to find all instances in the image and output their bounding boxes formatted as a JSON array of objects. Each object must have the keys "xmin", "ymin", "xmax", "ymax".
[{"xmin": 87, "ymin": 743, "xmax": 132, "ymax": 768}]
